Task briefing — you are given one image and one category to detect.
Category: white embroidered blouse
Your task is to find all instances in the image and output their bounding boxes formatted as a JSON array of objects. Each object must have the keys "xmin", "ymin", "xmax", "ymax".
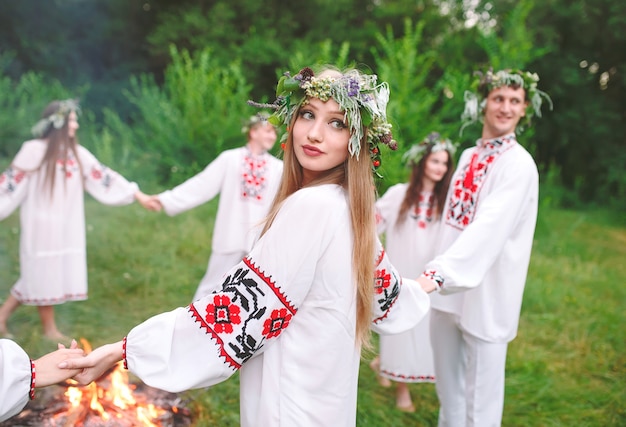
[{"xmin": 125, "ymin": 184, "xmax": 430, "ymax": 426}]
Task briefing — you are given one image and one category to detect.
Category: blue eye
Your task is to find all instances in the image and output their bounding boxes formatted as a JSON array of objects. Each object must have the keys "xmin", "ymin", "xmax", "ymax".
[
  {"xmin": 330, "ymin": 119, "xmax": 347, "ymax": 130},
  {"xmin": 299, "ymin": 110, "xmax": 314, "ymax": 120}
]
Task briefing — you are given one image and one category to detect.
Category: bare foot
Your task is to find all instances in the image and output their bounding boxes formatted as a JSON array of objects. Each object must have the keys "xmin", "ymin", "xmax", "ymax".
[
  {"xmin": 369, "ymin": 357, "xmax": 392, "ymax": 388},
  {"xmin": 396, "ymin": 383, "xmax": 415, "ymax": 412}
]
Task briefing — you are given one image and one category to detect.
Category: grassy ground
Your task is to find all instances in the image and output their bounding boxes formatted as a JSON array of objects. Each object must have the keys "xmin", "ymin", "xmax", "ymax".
[{"xmin": 1, "ymin": 199, "xmax": 624, "ymax": 426}]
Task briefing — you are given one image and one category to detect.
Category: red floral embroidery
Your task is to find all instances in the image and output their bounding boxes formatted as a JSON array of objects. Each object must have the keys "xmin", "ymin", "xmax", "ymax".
[
  {"xmin": 241, "ymin": 152, "xmax": 270, "ymax": 201},
  {"xmin": 446, "ymin": 135, "xmax": 516, "ymax": 230},
  {"xmin": 92, "ymin": 169, "xmax": 102, "ymax": 180},
  {"xmin": 410, "ymin": 192, "xmax": 434, "ymax": 227},
  {"xmin": 205, "ymin": 295, "xmax": 241, "ymax": 333},
  {"xmin": 263, "ymin": 308, "xmax": 292, "ymax": 339},
  {"xmin": 374, "ymin": 269, "xmax": 392, "ymax": 294}
]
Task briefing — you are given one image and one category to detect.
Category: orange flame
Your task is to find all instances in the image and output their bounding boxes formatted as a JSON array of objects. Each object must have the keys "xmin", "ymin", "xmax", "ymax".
[{"xmin": 59, "ymin": 338, "xmax": 169, "ymax": 426}]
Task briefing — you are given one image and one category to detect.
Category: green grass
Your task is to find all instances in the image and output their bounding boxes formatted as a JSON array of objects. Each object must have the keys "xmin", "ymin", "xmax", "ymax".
[{"xmin": 1, "ymin": 200, "xmax": 624, "ymax": 426}]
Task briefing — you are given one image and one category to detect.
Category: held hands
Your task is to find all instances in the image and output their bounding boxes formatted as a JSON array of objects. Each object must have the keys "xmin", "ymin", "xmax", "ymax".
[
  {"xmin": 58, "ymin": 341, "xmax": 125, "ymax": 386},
  {"xmin": 135, "ymin": 191, "xmax": 163, "ymax": 212},
  {"xmin": 34, "ymin": 339, "xmax": 84, "ymax": 387},
  {"xmin": 417, "ymin": 276, "xmax": 438, "ymax": 294}
]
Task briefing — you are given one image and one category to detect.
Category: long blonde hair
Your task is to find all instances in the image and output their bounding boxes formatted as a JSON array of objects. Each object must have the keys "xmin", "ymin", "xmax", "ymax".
[{"xmin": 260, "ymin": 95, "xmax": 376, "ymax": 348}]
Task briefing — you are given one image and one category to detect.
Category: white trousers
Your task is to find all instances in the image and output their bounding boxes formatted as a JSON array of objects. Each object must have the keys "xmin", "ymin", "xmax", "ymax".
[
  {"xmin": 192, "ymin": 251, "xmax": 247, "ymax": 301},
  {"xmin": 430, "ymin": 309, "xmax": 508, "ymax": 427}
]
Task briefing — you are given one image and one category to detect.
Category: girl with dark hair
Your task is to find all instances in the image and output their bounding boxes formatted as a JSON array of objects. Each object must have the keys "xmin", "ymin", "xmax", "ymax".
[{"xmin": 370, "ymin": 132, "xmax": 456, "ymax": 412}]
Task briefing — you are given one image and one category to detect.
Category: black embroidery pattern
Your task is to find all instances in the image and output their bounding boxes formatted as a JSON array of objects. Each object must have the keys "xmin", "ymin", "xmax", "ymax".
[
  {"xmin": 372, "ymin": 248, "xmax": 401, "ymax": 323},
  {"xmin": 0, "ymin": 166, "xmax": 26, "ymax": 194},
  {"xmin": 189, "ymin": 256, "xmax": 297, "ymax": 369},
  {"xmin": 89, "ymin": 163, "xmax": 114, "ymax": 189},
  {"xmin": 56, "ymin": 158, "xmax": 80, "ymax": 179}
]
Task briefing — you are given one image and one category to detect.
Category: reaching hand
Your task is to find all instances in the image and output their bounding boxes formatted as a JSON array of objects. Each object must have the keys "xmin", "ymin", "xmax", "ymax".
[
  {"xmin": 34, "ymin": 339, "xmax": 85, "ymax": 387},
  {"xmin": 58, "ymin": 341, "xmax": 124, "ymax": 386},
  {"xmin": 135, "ymin": 191, "xmax": 163, "ymax": 212}
]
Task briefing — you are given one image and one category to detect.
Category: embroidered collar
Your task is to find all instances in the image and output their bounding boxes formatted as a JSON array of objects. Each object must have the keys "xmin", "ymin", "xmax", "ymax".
[{"xmin": 476, "ymin": 133, "xmax": 516, "ymax": 150}]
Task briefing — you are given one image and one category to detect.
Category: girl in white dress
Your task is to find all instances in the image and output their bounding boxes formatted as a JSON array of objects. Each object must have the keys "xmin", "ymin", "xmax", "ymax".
[
  {"xmin": 371, "ymin": 132, "xmax": 456, "ymax": 412},
  {"xmin": 0, "ymin": 100, "xmax": 151, "ymax": 340},
  {"xmin": 58, "ymin": 66, "xmax": 431, "ymax": 427}
]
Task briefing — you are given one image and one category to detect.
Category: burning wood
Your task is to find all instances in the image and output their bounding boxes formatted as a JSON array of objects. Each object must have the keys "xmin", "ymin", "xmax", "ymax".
[{"xmin": 1, "ymin": 340, "xmax": 192, "ymax": 427}]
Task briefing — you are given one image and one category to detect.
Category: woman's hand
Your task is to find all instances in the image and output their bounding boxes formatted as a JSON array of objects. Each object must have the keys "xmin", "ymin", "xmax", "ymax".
[
  {"xmin": 58, "ymin": 341, "xmax": 125, "ymax": 386},
  {"xmin": 135, "ymin": 191, "xmax": 163, "ymax": 212},
  {"xmin": 34, "ymin": 339, "xmax": 84, "ymax": 387}
]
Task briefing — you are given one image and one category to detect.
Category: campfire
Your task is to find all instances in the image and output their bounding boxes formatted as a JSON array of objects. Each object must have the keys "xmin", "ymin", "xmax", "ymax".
[{"xmin": 1, "ymin": 339, "xmax": 192, "ymax": 427}]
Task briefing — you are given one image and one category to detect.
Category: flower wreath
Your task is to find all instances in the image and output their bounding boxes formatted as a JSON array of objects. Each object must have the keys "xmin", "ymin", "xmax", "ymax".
[
  {"xmin": 460, "ymin": 68, "xmax": 553, "ymax": 134},
  {"xmin": 31, "ymin": 99, "xmax": 81, "ymax": 138},
  {"xmin": 249, "ymin": 67, "xmax": 398, "ymax": 177},
  {"xmin": 402, "ymin": 131, "xmax": 457, "ymax": 167},
  {"xmin": 241, "ymin": 111, "xmax": 273, "ymax": 135}
]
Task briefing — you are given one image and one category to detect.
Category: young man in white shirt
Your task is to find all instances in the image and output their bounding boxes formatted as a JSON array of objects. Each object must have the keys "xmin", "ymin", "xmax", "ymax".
[{"xmin": 418, "ymin": 69, "xmax": 552, "ymax": 426}]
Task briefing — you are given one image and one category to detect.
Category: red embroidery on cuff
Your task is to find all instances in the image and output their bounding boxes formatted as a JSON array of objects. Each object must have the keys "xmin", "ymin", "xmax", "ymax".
[
  {"xmin": 29, "ymin": 359, "xmax": 36, "ymax": 400},
  {"xmin": 122, "ymin": 336, "xmax": 128, "ymax": 370},
  {"xmin": 422, "ymin": 270, "xmax": 444, "ymax": 290}
]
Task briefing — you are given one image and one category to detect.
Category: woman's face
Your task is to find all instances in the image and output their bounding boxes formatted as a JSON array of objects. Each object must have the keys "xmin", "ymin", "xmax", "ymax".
[
  {"xmin": 67, "ymin": 111, "xmax": 79, "ymax": 138},
  {"xmin": 423, "ymin": 150, "xmax": 449, "ymax": 185},
  {"xmin": 292, "ymin": 97, "xmax": 350, "ymax": 185}
]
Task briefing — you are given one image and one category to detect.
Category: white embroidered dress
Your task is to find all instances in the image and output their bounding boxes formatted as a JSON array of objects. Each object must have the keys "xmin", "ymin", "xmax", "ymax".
[
  {"xmin": 0, "ymin": 139, "xmax": 139, "ymax": 305},
  {"xmin": 375, "ymin": 183, "xmax": 441, "ymax": 382},
  {"xmin": 158, "ymin": 146, "xmax": 283, "ymax": 298},
  {"xmin": 427, "ymin": 134, "xmax": 539, "ymax": 343},
  {"xmin": 0, "ymin": 339, "xmax": 31, "ymax": 422},
  {"xmin": 124, "ymin": 184, "xmax": 430, "ymax": 427}
]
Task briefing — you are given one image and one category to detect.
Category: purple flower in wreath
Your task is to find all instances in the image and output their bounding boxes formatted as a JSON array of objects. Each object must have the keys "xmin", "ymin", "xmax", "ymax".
[
  {"xmin": 347, "ymin": 77, "xmax": 360, "ymax": 97},
  {"xmin": 205, "ymin": 295, "xmax": 241, "ymax": 334},
  {"xmin": 262, "ymin": 308, "xmax": 292, "ymax": 339}
]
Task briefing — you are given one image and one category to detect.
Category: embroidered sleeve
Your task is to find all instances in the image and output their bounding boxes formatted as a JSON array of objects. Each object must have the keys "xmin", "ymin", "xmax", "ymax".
[
  {"xmin": 371, "ymin": 246, "xmax": 401, "ymax": 323},
  {"xmin": 370, "ymin": 241, "xmax": 430, "ymax": 334},
  {"xmin": 0, "ymin": 340, "xmax": 32, "ymax": 422},
  {"xmin": 0, "ymin": 166, "xmax": 29, "ymax": 220},
  {"xmin": 125, "ymin": 186, "xmax": 345, "ymax": 392},
  {"xmin": 80, "ymin": 148, "xmax": 138, "ymax": 206},
  {"xmin": 188, "ymin": 257, "xmax": 297, "ymax": 369}
]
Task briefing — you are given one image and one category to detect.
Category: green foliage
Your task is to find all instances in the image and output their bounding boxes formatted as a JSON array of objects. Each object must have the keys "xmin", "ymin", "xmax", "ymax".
[
  {"xmin": 0, "ymin": 69, "xmax": 81, "ymax": 158},
  {"xmin": 477, "ymin": 0, "xmax": 551, "ymax": 69},
  {"xmin": 103, "ymin": 46, "xmax": 253, "ymax": 185},
  {"xmin": 1, "ymin": 0, "xmax": 624, "ymax": 208},
  {"xmin": 370, "ymin": 19, "xmax": 451, "ymax": 191}
]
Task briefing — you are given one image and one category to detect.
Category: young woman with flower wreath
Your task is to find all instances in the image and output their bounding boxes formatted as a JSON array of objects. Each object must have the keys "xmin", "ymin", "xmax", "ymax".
[
  {"xmin": 370, "ymin": 131, "xmax": 456, "ymax": 412},
  {"xmin": 0, "ymin": 100, "xmax": 151, "ymax": 340},
  {"xmin": 57, "ymin": 66, "xmax": 430, "ymax": 427}
]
